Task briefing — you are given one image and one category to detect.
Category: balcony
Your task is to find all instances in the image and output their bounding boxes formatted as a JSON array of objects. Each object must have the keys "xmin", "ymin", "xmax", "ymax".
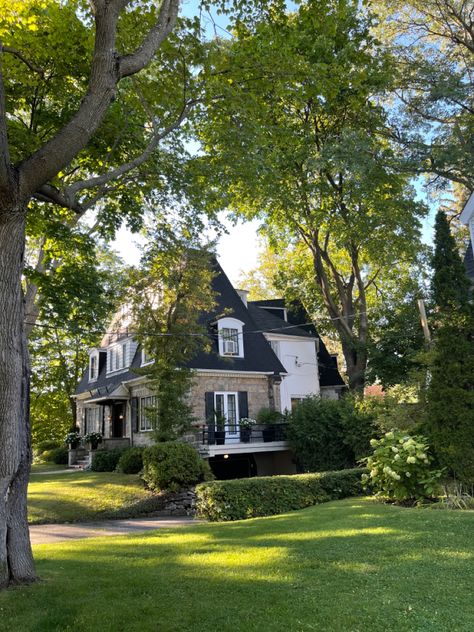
[{"xmin": 201, "ymin": 423, "xmax": 289, "ymax": 456}]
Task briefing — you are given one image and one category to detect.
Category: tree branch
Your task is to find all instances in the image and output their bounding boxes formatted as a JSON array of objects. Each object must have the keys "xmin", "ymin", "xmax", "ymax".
[
  {"xmin": 119, "ymin": 0, "xmax": 180, "ymax": 78},
  {"xmin": 2, "ymin": 46, "xmax": 44, "ymax": 76},
  {"xmin": 0, "ymin": 44, "xmax": 12, "ymax": 192}
]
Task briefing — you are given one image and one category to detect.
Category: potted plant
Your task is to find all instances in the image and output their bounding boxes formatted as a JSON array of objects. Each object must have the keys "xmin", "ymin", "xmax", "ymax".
[
  {"xmin": 257, "ymin": 408, "xmax": 284, "ymax": 442},
  {"xmin": 82, "ymin": 432, "xmax": 103, "ymax": 451},
  {"xmin": 239, "ymin": 418, "xmax": 256, "ymax": 443},
  {"xmin": 215, "ymin": 414, "xmax": 226, "ymax": 445},
  {"xmin": 65, "ymin": 431, "xmax": 81, "ymax": 449}
]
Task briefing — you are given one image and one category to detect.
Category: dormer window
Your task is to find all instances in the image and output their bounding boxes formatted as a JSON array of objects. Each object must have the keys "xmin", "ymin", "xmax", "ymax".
[
  {"xmin": 107, "ymin": 339, "xmax": 130, "ymax": 373},
  {"xmin": 141, "ymin": 348, "xmax": 154, "ymax": 366},
  {"xmin": 217, "ymin": 317, "xmax": 244, "ymax": 358},
  {"xmin": 89, "ymin": 350, "xmax": 99, "ymax": 382}
]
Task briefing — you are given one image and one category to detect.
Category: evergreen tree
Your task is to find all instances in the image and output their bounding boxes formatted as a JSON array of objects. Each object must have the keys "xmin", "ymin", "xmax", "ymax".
[{"xmin": 425, "ymin": 211, "xmax": 474, "ymax": 484}]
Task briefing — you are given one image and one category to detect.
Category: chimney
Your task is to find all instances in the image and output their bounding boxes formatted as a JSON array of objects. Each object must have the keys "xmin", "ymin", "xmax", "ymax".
[{"xmin": 236, "ymin": 289, "xmax": 249, "ymax": 307}]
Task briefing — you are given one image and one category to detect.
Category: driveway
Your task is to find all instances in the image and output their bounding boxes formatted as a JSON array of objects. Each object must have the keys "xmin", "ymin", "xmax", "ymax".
[{"xmin": 29, "ymin": 516, "xmax": 200, "ymax": 545}]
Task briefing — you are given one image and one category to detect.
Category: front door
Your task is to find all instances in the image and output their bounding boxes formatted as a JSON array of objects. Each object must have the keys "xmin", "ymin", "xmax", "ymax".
[
  {"xmin": 215, "ymin": 392, "xmax": 239, "ymax": 442},
  {"xmin": 111, "ymin": 402, "xmax": 125, "ymax": 438}
]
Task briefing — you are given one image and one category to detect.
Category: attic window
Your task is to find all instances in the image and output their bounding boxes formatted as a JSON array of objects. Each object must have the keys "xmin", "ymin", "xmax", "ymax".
[
  {"xmin": 89, "ymin": 352, "xmax": 99, "ymax": 382},
  {"xmin": 217, "ymin": 317, "xmax": 244, "ymax": 358}
]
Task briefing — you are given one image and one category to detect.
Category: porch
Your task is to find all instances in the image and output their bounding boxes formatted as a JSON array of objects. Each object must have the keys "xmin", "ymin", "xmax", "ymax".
[{"xmin": 201, "ymin": 423, "xmax": 289, "ymax": 457}]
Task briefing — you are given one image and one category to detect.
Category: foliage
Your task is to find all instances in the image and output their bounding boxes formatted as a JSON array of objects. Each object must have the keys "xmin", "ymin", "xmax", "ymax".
[
  {"xmin": 65, "ymin": 432, "xmax": 81, "ymax": 447},
  {"xmin": 142, "ymin": 442, "xmax": 212, "ymax": 493},
  {"xmin": 34, "ymin": 440, "xmax": 61, "ymax": 454},
  {"xmin": 256, "ymin": 408, "xmax": 285, "ymax": 425},
  {"xmin": 287, "ymin": 397, "xmax": 378, "ymax": 472},
  {"xmin": 196, "ymin": 0, "xmax": 426, "ymax": 390},
  {"xmin": 50, "ymin": 447, "xmax": 68, "ymax": 465},
  {"xmin": 90, "ymin": 449, "xmax": 126, "ymax": 473},
  {"xmin": 196, "ymin": 468, "xmax": 366, "ymax": 521},
  {"xmin": 129, "ymin": 233, "xmax": 216, "ymax": 441},
  {"xmin": 362, "ymin": 431, "xmax": 444, "ymax": 502},
  {"xmin": 82, "ymin": 433, "xmax": 103, "ymax": 449},
  {"xmin": 117, "ymin": 448, "xmax": 145, "ymax": 475},
  {"xmin": 425, "ymin": 211, "xmax": 474, "ymax": 484}
]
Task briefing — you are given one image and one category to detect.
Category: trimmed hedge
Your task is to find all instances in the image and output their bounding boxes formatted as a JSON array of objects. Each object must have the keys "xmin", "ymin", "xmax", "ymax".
[
  {"xmin": 196, "ymin": 468, "xmax": 367, "ymax": 521},
  {"xmin": 117, "ymin": 447, "xmax": 144, "ymax": 474},
  {"xmin": 91, "ymin": 448, "xmax": 126, "ymax": 472}
]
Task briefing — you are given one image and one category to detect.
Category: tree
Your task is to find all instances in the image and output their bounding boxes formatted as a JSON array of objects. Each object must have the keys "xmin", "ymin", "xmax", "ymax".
[
  {"xmin": 375, "ymin": 0, "xmax": 474, "ymax": 204},
  {"xmin": 128, "ymin": 228, "xmax": 216, "ymax": 442},
  {"xmin": 196, "ymin": 0, "xmax": 425, "ymax": 390},
  {"xmin": 29, "ymin": 244, "xmax": 126, "ymax": 443},
  {"xmin": 425, "ymin": 211, "xmax": 474, "ymax": 483},
  {"xmin": 0, "ymin": 0, "xmax": 185, "ymax": 588}
]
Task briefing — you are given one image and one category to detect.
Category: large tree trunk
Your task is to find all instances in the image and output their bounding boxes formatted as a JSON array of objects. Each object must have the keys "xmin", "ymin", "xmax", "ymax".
[
  {"xmin": 0, "ymin": 204, "xmax": 36, "ymax": 588},
  {"xmin": 340, "ymin": 338, "xmax": 367, "ymax": 393}
]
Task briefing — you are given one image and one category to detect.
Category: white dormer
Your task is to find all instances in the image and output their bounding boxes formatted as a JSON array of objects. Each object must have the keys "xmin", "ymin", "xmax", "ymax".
[
  {"xmin": 217, "ymin": 317, "xmax": 245, "ymax": 358},
  {"xmin": 89, "ymin": 349, "xmax": 100, "ymax": 382},
  {"xmin": 106, "ymin": 337, "xmax": 137, "ymax": 374}
]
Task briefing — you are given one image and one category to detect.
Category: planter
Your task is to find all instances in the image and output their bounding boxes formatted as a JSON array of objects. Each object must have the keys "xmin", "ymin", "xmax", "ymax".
[
  {"xmin": 240, "ymin": 428, "xmax": 252, "ymax": 443},
  {"xmin": 68, "ymin": 442, "xmax": 80, "ymax": 450},
  {"xmin": 215, "ymin": 430, "xmax": 226, "ymax": 445}
]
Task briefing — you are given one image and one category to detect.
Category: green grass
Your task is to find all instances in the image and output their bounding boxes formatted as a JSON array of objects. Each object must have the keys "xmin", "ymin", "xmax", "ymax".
[
  {"xmin": 4, "ymin": 498, "xmax": 473, "ymax": 631},
  {"xmin": 28, "ymin": 470, "xmax": 154, "ymax": 524},
  {"xmin": 31, "ymin": 463, "xmax": 68, "ymax": 474}
]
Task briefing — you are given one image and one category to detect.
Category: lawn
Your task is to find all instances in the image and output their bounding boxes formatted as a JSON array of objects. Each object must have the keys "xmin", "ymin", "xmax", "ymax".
[
  {"xmin": 28, "ymin": 470, "xmax": 154, "ymax": 524},
  {"xmin": 3, "ymin": 498, "xmax": 473, "ymax": 631},
  {"xmin": 31, "ymin": 463, "xmax": 69, "ymax": 474}
]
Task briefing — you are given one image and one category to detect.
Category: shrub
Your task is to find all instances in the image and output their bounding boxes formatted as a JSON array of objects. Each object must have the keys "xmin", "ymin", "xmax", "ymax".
[
  {"xmin": 256, "ymin": 407, "xmax": 285, "ymax": 424},
  {"xmin": 287, "ymin": 396, "xmax": 377, "ymax": 472},
  {"xmin": 117, "ymin": 447, "xmax": 145, "ymax": 474},
  {"xmin": 35, "ymin": 440, "xmax": 61, "ymax": 455},
  {"xmin": 196, "ymin": 468, "xmax": 366, "ymax": 521},
  {"xmin": 50, "ymin": 446, "xmax": 68, "ymax": 465},
  {"xmin": 142, "ymin": 442, "xmax": 212, "ymax": 493},
  {"xmin": 361, "ymin": 431, "xmax": 444, "ymax": 503},
  {"xmin": 40, "ymin": 449, "xmax": 56, "ymax": 463},
  {"xmin": 91, "ymin": 448, "xmax": 126, "ymax": 472}
]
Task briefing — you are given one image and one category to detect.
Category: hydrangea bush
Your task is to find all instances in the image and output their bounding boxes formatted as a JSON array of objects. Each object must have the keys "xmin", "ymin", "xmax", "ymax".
[{"xmin": 362, "ymin": 431, "xmax": 444, "ymax": 502}]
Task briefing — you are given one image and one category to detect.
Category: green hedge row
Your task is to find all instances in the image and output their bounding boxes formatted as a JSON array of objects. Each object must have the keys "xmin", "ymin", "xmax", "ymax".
[{"xmin": 196, "ymin": 468, "xmax": 367, "ymax": 521}]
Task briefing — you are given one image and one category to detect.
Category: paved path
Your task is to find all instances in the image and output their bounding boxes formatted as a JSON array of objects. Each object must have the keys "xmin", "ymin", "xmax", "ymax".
[{"xmin": 29, "ymin": 516, "xmax": 199, "ymax": 545}]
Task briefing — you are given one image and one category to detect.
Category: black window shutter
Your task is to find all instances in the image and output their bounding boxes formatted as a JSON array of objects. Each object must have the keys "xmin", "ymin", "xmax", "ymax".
[
  {"xmin": 238, "ymin": 391, "xmax": 249, "ymax": 419},
  {"xmin": 131, "ymin": 397, "xmax": 139, "ymax": 432},
  {"xmin": 204, "ymin": 392, "xmax": 215, "ymax": 422}
]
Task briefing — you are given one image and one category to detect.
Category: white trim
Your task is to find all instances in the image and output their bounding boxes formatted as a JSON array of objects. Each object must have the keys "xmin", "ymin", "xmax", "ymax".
[
  {"xmin": 264, "ymin": 332, "xmax": 317, "ymax": 342},
  {"xmin": 208, "ymin": 442, "xmax": 289, "ymax": 456},
  {"xmin": 217, "ymin": 317, "xmax": 245, "ymax": 358},
  {"xmin": 460, "ymin": 191, "xmax": 474, "ymax": 224}
]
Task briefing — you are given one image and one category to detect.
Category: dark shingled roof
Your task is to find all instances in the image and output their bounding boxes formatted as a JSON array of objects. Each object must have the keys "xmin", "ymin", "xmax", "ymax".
[{"xmin": 464, "ymin": 241, "xmax": 474, "ymax": 282}]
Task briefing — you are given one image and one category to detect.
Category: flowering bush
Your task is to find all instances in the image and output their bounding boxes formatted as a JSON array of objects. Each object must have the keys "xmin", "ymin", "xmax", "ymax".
[
  {"xmin": 362, "ymin": 431, "xmax": 444, "ymax": 502},
  {"xmin": 239, "ymin": 417, "xmax": 257, "ymax": 428},
  {"xmin": 82, "ymin": 432, "xmax": 103, "ymax": 449},
  {"xmin": 65, "ymin": 431, "xmax": 81, "ymax": 447}
]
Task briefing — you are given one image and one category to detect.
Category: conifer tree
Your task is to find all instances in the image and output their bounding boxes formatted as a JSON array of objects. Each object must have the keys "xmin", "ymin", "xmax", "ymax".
[{"xmin": 425, "ymin": 211, "xmax": 474, "ymax": 484}]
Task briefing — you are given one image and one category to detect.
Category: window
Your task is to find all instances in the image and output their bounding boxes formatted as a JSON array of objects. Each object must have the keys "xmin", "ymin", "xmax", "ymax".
[
  {"xmin": 139, "ymin": 396, "xmax": 157, "ymax": 431},
  {"xmin": 107, "ymin": 340, "xmax": 130, "ymax": 373},
  {"xmin": 217, "ymin": 317, "xmax": 244, "ymax": 358},
  {"xmin": 89, "ymin": 352, "xmax": 99, "ymax": 381},
  {"xmin": 221, "ymin": 328, "xmax": 239, "ymax": 355},
  {"xmin": 84, "ymin": 407, "xmax": 101, "ymax": 434},
  {"xmin": 214, "ymin": 392, "xmax": 239, "ymax": 433},
  {"xmin": 141, "ymin": 348, "xmax": 154, "ymax": 366}
]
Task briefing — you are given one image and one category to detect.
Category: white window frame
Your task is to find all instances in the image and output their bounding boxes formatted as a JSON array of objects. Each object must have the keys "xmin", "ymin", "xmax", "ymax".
[
  {"xmin": 139, "ymin": 396, "xmax": 157, "ymax": 432},
  {"xmin": 217, "ymin": 317, "xmax": 244, "ymax": 358},
  {"xmin": 214, "ymin": 391, "xmax": 239, "ymax": 437},
  {"xmin": 141, "ymin": 348, "xmax": 154, "ymax": 366},
  {"xmin": 107, "ymin": 338, "xmax": 131, "ymax": 374},
  {"xmin": 89, "ymin": 350, "xmax": 99, "ymax": 382}
]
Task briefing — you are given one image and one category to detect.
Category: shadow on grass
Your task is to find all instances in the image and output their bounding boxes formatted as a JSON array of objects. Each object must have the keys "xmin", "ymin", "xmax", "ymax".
[{"xmin": 3, "ymin": 498, "xmax": 473, "ymax": 632}]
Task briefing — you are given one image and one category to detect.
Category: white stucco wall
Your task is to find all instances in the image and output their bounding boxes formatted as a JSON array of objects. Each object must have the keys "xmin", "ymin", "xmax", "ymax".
[{"xmin": 265, "ymin": 334, "xmax": 320, "ymax": 412}]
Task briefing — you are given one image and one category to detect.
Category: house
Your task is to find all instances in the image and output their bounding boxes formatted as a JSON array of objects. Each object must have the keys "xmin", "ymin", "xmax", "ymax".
[
  {"xmin": 461, "ymin": 192, "xmax": 474, "ymax": 283},
  {"xmin": 73, "ymin": 259, "xmax": 345, "ymax": 477}
]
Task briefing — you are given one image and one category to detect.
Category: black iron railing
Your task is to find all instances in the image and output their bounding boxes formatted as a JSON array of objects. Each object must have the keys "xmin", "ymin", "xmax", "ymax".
[{"xmin": 202, "ymin": 423, "xmax": 287, "ymax": 446}]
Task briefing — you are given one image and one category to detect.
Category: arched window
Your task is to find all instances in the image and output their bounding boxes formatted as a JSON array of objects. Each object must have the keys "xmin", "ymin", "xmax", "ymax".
[{"xmin": 217, "ymin": 317, "xmax": 245, "ymax": 358}]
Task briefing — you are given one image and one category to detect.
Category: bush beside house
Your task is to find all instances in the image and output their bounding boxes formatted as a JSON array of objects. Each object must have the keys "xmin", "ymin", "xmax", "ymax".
[
  {"xmin": 142, "ymin": 442, "xmax": 213, "ymax": 492},
  {"xmin": 196, "ymin": 468, "xmax": 366, "ymax": 521}
]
